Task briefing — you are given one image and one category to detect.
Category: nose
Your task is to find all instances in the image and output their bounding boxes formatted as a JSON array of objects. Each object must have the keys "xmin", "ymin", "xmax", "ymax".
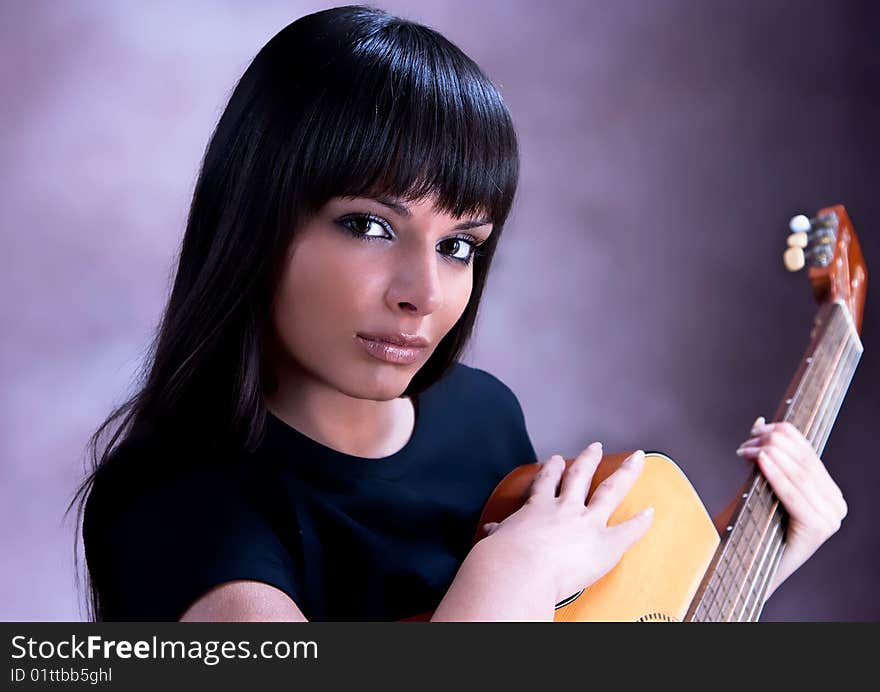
[{"xmin": 386, "ymin": 246, "xmax": 444, "ymax": 316}]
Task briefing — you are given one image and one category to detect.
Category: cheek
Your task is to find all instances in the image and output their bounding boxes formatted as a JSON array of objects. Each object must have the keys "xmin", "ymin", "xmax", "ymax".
[
  {"xmin": 271, "ymin": 239, "xmax": 384, "ymax": 348},
  {"xmin": 445, "ymin": 267, "xmax": 474, "ymax": 323}
]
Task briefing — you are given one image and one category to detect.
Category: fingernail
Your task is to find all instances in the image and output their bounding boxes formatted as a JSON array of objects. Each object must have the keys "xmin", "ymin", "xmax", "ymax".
[
  {"xmin": 737, "ymin": 438, "xmax": 758, "ymax": 452},
  {"xmin": 590, "ymin": 441, "xmax": 603, "ymax": 451},
  {"xmin": 751, "ymin": 416, "xmax": 766, "ymax": 434},
  {"xmin": 623, "ymin": 450, "xmax": 645, "ymax": 468}
]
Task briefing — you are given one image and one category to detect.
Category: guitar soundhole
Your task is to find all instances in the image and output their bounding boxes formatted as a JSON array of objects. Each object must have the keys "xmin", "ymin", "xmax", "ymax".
[
  {"xmin": 637, "ymin": 612, "xmax": 679, "ymax": 622},
  {"xmin": 554, "ymin": 590, "xmax": 584, "ymax": 609}
]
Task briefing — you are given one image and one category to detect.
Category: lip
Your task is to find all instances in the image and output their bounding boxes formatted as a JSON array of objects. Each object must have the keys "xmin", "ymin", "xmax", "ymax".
[
  {"xmin": 357, "ymin": 332, "xmax": 430, "ymax": 348},
  {"xmin": 356, "ymin": 332, "xmax": 428, "ymax": 365}
]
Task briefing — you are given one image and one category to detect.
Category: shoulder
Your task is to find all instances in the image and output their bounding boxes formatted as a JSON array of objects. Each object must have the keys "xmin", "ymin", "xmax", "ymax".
[
  {"xmin": 427, "ymin": 362, "xmax": 537, "ymax": 471},
  {"xmin": 83, "ymin": 435, "xmax": 301, "ymax": 621},
  {"xmin": 84, "ymin": 436, "xmax": 243, "ymax": 533},
  {"xmin": 435, "ymin": 362, "xmax": 527, "ymax": 420},
  {"xmin": 84, "ymin": 434, "xmax": 279, "ymax": 549}
]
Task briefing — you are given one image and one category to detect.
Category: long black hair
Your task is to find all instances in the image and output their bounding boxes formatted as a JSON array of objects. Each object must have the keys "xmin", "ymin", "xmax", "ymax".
[{"xmin": 65, "ymin": 4, "xmax": 519, "ymax": 622}]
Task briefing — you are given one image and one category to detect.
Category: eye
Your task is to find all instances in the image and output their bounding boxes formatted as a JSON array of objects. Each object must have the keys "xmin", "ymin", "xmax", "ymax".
[
  {"xmin": 338, "ymin": 214, "xmax": 392, "ymax": 240},
  {"xmin": 337, "ymin": 213, "xmax": 481, "ymax": 265},
  {"xmin": 437, "ymin": 236, "xmax": 478, "ymax": 264}
]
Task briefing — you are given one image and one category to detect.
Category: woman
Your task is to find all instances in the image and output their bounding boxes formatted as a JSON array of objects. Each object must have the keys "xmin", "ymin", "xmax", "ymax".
[{"xmin": 70, "ymin": 5, "xmax": 846, "ymax": 622}]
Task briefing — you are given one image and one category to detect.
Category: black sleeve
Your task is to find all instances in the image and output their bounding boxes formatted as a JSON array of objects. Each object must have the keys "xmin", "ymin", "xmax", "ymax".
[
  {"xmin": 505, "ymin": 381, "xmax": 538, "ymax": 465},
  {"xmin": 83, "ymin": 463, "xmax": 303, "ymax": 622},
  {"xmin": 471, "ymin": 365, "xmax": 538, "ymax": 466}
]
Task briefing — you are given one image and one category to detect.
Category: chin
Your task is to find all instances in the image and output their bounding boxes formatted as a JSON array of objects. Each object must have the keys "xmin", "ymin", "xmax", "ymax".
[{"xmin": 334, "ymin": 362, "xmax": 416, "ymax": 401}]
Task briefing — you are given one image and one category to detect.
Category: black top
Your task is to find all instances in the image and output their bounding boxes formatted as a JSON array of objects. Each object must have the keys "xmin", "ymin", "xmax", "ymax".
[{"xmin": 82, "ymin": 363, "xmax": 537, "ymax": 621}]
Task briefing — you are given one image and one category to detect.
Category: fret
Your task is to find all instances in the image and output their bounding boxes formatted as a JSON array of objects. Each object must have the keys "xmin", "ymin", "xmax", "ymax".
[
  {"xmin": 806, "ymin": 334, "xmax": 861, "ymax": 454},
  {"xmin": 698, "ymin": 585, "xmax": 716, "ymax": 621},
  {"xmin": 729, "ymin": 485, "xmax": 776, "ymax": 620},
  {"xmin": 697, "ymin": 578, "xmax": 720, "ymax": 621},
  {"xmin": 698, "ymin": 492, "xmax": 764, "ymax": 620},
  {"xmin": 720, "ymin": 553, "xmax": 742, "ymax": 619},
  {"xmin": 778, "ymin": 302, "xmax": 862, "ymax": 455},
  {"xmin": 743, "ymin": 515, "xmax": 785, "ymax": 621},
  {"xmin": 712, "ymin": 534, "xmax": 740, "ymax": 619},
  {"xmin": 705, "ymin": 552, "xmax": 727, "ymax": 620},
  {"xmin": 727, "ymin": 507, "xmax": 763, "ymax": 619},
  {"xmin": 758, "ymin": 532, "xmax": 786, "ymax": 620},
  {"xmin": 734, "ymin": 507, "xmax": 783, "ymax": 620},
  {"xmin": 732, "ymin": 536, "xmax": 763, "ymax": 619},
  {"xmin": 797, "ymin": 308, "xmax": 852, "ymax": 445}
]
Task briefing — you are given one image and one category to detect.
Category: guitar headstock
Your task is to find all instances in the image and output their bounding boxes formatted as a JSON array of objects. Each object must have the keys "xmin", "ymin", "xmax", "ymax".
[{"xmin": 784, "ymin": 204, "xmax": 868, "ymax": 334}]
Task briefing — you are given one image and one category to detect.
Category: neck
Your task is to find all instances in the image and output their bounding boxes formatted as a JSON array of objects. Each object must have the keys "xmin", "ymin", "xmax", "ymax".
[
  {"xmin": 265, "ymin": 356, "xmax": 415, "ymax": 458},
  {"xmin": 687, "ymin": 300, "xmax": 863, "ymax": 621}
]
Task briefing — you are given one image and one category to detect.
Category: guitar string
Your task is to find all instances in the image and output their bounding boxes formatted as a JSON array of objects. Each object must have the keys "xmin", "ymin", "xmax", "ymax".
[
  {"xmin": 729, "ymin": 487, "xmax": 773, "ymax": 620},
  {"xmin": 733, "ymin": 487, "xmax": 776, "ymax": 620},
  {"xmin": 797, "ymin": 303, "xmax": 851, "ymax": 452},
  {"xmin": 745, "ymin": 520, "xmax": 785, "ymax": 621},
  {"xmin": 725, "ymin": 499, "xmax": 761, "ymax": 620},
  {"xmin": 736, "ymin": 515, "xmax": 781, "ymax": 621},
  {"xmin": 724, "ymin": 486, "xmax": 775, "ymax": 620},
  {"xmin": 809, "ymin": 325, "xmax": 862, "ymax": 455}
]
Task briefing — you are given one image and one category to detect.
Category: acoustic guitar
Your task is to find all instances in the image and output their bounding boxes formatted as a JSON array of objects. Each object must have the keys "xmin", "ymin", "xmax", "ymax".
[{"xmin": 472, "ymin": 204, "xmax": 867, "ymax": 622}]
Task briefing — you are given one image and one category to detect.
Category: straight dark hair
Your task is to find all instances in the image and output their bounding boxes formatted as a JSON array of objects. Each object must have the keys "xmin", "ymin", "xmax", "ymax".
[{"xmin": 66, "ymin": 4, "xmax": 519, "ymax": 621}]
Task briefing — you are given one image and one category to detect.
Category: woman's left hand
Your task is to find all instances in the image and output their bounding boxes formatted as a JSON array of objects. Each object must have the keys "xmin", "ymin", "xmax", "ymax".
[{"xmin": 735, "ymin": 416, "xmax": 848, "ymax": 598}]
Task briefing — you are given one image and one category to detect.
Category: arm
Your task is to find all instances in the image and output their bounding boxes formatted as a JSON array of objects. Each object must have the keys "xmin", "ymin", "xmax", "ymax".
[
  {"xmin": 178, "ymin": 550, "xmax": 557, "ymax": 622},
  {"xmin": 430, "ymin": 536, "xmax": 558, "ymax": 621},
  {"xmin": 178, "ymin": 580, "xmax": 309, "ymax": 622}
]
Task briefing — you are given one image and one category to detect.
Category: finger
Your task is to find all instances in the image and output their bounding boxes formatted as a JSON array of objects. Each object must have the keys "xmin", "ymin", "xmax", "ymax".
[
  {"xmin": 528, "ymin": 454, "xmax": 565, "ymax": 500},
  {"xmin": 606, "ymin": 506, "xmax": 654, "ymax": 554},
  {"xmin": 737, "ymin": 425, "xmax": 803, "ymax": 461},
  {"xmin": 558, "ymin": 442, "xmax": 604, "ymax": 504},
  {"xmin": 586, "ymin": 450, "xmax": 646, "ymax": 524},
  {"xmin": 482, "ymin": 522, "xmax": 500, "ymax": 536},
  {"xmin": 749, "ymin": 421, "xmax": 822, "ymax": 460},
  {"xmin": 756, "ymin": 448, "xmax": 840, "ymax": 529},
  {"xmin": 771, "ymin": 425, "xmax": 849, "ymax": 515},
  {"xmin": 738, "ymin": 435, "xmax": 847, "ymax": 518}
]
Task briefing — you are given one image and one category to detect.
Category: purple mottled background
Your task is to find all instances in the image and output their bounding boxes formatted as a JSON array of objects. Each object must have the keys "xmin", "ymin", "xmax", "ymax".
[{"xmin": 1, "ymin": 1, "xmax": 877, "ymax": 621}]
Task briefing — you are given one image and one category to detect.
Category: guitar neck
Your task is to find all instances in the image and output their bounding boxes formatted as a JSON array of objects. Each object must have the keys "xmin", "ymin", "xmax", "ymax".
[{"xmin": 687, "ymin": 300, "xmax": 863, "ymax": 621}]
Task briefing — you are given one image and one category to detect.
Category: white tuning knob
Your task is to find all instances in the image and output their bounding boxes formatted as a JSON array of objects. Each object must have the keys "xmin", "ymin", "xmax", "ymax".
[
  {"xmin": 784, "ymin": 246, "xmax": 805, "ymax": 271},
  {"xmin": 787, "ymin": 231, "xmax": 808, "ymax": 248},
  {"xmin": 789, "ymin": 214, "xmax": 811, "ymax": 233}
]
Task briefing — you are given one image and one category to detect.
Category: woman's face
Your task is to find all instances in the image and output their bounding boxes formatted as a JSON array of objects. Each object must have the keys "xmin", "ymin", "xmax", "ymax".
[{"xmin": 269, "ymin": 194, "xmax": 493, "ymax": 401}]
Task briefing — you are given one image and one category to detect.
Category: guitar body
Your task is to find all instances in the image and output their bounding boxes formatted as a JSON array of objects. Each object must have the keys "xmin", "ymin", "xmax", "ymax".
[{"xmin": 474, "ymin": 452, "xmax": 721, "ymax": 622}]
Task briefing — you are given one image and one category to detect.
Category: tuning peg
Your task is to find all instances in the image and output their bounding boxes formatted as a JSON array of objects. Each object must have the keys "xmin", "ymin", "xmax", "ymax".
[
  {"xmin": 784, "ymin": 246, "xmax": 805, "ymax": 271},
  {"xmin": 787, "ymin": 231, "xmax": 808, "ymax": 248},
  {"xmin": 789, "ymin": 214, "xmax": 812, "ymax": 233}
]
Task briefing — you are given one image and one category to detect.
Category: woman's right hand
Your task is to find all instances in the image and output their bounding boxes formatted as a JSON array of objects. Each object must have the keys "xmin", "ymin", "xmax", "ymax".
[{"xmin": 480, "ymin": 443, "xmax": 654, "ymax": 605}]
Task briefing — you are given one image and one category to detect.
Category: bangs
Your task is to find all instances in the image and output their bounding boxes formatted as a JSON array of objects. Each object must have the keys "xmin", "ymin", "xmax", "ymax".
[{"xmin": 290, "ymin": 20, "xmax": 519, "ymax": 225}]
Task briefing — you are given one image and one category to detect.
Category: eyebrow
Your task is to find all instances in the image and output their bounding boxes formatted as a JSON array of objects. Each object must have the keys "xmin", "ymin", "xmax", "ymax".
[{"xmin": 369, "ymin": 196, "xmax": 493, "ymax": 232}]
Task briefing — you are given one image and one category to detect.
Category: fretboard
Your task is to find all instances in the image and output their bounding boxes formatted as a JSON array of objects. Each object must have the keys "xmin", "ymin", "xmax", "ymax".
[{"xmin": 686, "ymin": 299, "xmax": 863, "ymax": 621}]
